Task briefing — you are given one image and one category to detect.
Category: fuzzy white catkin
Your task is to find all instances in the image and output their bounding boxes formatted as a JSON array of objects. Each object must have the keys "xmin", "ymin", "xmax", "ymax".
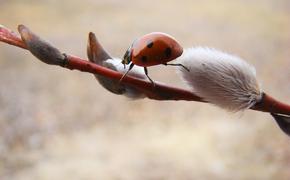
[
  {"xmin": 98, "ymin": 58, "xmax": 146, "ymax": 99},
  {"xmin": 177, "ymin": 47, "xmax": 262, "ymax": 112},
  {"xmin": 105, "ymin": 58, "xmax": 145, "ymax": 79}
]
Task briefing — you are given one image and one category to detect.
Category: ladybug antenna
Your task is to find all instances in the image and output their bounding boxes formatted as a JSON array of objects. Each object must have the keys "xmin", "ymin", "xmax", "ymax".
[
  {"xmin": 119, "ymin": 63, "xmax": 134, "ymax": 83},
  {"xmin": 164, "ymin": 63, "xmax": 190, "ymax": 72}
]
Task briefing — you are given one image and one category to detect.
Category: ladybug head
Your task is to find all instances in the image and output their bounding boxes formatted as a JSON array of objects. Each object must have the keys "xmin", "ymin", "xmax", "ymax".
[{"xmin": 122, "ymin": 46, "xmax": 132, "ymax": 65}]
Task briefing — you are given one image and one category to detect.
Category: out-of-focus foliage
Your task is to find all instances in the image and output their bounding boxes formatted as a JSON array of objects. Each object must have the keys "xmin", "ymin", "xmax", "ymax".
[{"xmin": 0, "ymin": 0, "xmax": 290, "ymax": 179}]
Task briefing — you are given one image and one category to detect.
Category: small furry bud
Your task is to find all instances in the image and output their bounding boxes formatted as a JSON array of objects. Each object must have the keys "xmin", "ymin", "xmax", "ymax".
[
  {"xmin": 177, "ymin": 47, "xmax": 262, "ymax": 111},
  {"xmin": 86, "ymin": 32, "xmax": 146, "ymax": 99},
  {"xmin": 98, "ymin": 58, "xmax": 146, "ymax": 99}
]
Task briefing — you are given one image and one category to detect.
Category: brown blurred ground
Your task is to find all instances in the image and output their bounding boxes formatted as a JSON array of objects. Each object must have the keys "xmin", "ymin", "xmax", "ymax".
[{"xmin": 0, "ymin": 0, "xmax": 290, "ymax": 179}]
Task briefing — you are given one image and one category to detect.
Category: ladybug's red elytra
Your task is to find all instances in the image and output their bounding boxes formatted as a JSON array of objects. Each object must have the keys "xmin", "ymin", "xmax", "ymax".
[{"xmin": 120, "ymin": 32, "xmax": 189, "ymax": 85}]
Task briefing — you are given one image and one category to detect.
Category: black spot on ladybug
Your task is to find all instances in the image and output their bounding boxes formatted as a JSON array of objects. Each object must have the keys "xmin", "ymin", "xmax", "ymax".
[
  {"xmin": 147, "ymin": 41, "xmax": 154, "ymax": 48},
  {"xmin": 141, "ymin": 56, "xmax": 147, "ymax": 63},
  {"xmin": 164, "ymin": 47, "xmax": 172, "ymax": 58}
]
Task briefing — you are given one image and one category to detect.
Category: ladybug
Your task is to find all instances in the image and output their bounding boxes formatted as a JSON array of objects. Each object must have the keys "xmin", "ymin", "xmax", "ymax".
[{"xmin": 120, "ymin": 32, "xmax": 189, "ymax": 84}]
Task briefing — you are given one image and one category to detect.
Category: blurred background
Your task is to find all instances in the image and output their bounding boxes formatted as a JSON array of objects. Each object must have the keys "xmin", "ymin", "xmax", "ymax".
[{"xmin": 0, "ymin": 0, "xmax": 290, "ymax": 179}]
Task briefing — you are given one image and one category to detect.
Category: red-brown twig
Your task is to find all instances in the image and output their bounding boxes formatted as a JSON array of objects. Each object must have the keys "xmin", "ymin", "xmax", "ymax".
[
  {"xmin": 0, "ymin": 25, "xmax": 26, "ymax": 49},
  {"xmin": 1, "ymin": 24, "xmax": 290, "ymax": 116}
]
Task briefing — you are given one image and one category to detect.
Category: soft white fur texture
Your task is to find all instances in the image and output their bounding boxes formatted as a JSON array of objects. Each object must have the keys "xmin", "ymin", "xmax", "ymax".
[
  {"xmin": 105, "ymin": 58, "xmax": 145, "ymax": 79},
  {"xmin": 99, "ymin": 58, "xmax": 146, "ymax": 99},
  {"xmin": 177, "ymin": 47, "xmax": 262, "ymax": 111}
]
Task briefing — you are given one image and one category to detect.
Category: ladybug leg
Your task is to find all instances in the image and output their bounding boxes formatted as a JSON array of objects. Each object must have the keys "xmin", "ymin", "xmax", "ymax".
[
  {"xmin": 164, "ymin": 63, "xmax": 190, "ymax": 72},
  {"xmin": 119, "ymin": 63, "xmax": 134, "ymax": 83},
  {"xmin": 144, "ymin": 67, "xmax": 155, "ymax": 86}
]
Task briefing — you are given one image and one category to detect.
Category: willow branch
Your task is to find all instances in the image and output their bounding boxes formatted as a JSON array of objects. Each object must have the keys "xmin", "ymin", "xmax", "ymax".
[{"xmin": 1, "ymin": 24, "xmax": 290, "ymax": 116}]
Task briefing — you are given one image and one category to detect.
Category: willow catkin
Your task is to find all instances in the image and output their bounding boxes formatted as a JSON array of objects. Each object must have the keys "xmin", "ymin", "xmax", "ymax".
[{"xmin": 177, "ymin": 47, "xmax": 262, "ymax": 112}]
